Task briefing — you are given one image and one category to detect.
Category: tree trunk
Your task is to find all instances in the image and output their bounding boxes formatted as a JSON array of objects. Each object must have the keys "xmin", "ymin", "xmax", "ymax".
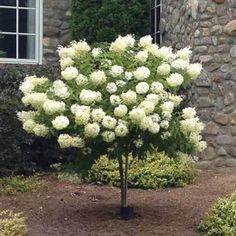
[
  {"xmin": 118, "ymin": 155, "xmax": 128, "ymax": 208},
  {"xmin": 118, "ymin": 155, "xmax": 134, "ymax": 220}
]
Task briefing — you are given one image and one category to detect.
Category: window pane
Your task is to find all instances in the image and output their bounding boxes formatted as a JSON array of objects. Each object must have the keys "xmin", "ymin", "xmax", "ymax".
[
  {"xmin": 0, "ymin": 8, "xmax": 16, "ymax": 32},
  {"xmin": 155, "ymin": 7, "xmax": 161, "ymax": 32},
  {"xmin": 0, "ymin": 0, "xmax": 16, "ymax": 6},
  {"xmin": 19, "ymin": 0, "xmax": 36, "ymax": 8},
  {"xmin": 151, "ymin": 8, "xmax": 155, "ymax": 34},
  {"xmin": 19, "ymin": 9, "xmax": 36, "ymax": 33},
  {"xmin": 19, "ymin": 35, "xmax": 35, "ymax": 59},
  {"xmin": 155, "ymin": 33, "xmax": 161, "ymax": 45},
  {"xmin": 0, "ymin": 34, "xmax": 16, "ymax": 58}
]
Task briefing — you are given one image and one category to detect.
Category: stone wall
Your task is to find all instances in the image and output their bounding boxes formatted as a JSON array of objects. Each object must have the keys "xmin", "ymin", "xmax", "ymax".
[
  {"xmin": 43, "ymin": 0, "xmax": 71, "ymax": 65},
  {"xmin": 161, "ymin": 0, "xmax": 236, "ymax": 168}
]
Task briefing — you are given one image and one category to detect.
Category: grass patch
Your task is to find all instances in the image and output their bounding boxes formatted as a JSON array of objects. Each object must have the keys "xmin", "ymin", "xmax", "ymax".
[
  {"xmin": 0, "ymin": 210, "xmax": 28, "ymax": 236},
  {"xmin": 199, "ymin": 191, "xmax": 236, "ymax": 236},
  {"xmin": 0, "ymin": 175, "xmax": 45, "ymax": 196}
]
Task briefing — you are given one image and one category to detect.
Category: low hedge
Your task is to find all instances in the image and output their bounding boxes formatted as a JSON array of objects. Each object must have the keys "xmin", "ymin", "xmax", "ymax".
[
  {"xmin": 87, "ymin": 152, "xmax": 197, "ymax": 189},
  {"xmin": 199, "ymin": 191, "xmax": 236, "ymax": 236},
  {"xmin": 71, "ymin": 0, "xmax": 151, "ymax": 44}
]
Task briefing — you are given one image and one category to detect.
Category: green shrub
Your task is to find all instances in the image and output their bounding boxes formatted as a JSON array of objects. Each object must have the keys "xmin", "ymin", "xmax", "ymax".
[
  {"xmin": 87, "ymin": 152, "xmax": 197, "ymax": 189},
  {"xmin": 0, "ymin": 210, "xmax": 28, "ymax": 236},
  {"xmin": 0, "ymin": 175, "xmax": 44, "ymax": 196},
  {"xmin": 71, "ymin": 0, "xmax": 151, "ymax": 44},
  {"xmin": 199, "ymin": 192, "xmax": 236, "ymax": 236}
]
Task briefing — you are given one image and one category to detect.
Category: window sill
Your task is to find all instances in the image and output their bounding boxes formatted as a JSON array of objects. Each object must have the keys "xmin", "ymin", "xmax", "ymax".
[{"xmin": 0, "ymin": 59, "xmax": 42, "ymax": 65}]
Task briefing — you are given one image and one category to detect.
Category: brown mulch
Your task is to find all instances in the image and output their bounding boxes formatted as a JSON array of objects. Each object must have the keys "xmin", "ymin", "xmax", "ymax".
[{"xmin": 1, "ymin": 169, "xmax": 236, "ymax": 236}]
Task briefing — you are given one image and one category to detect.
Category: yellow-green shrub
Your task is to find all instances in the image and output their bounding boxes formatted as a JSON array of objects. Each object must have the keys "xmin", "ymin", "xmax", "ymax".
[
  {"xmin": 87, "ymin": 152, "xmax": 197, "ymax": 189},
  {"xmin": 0, "ymin": 210, "xmax": 28, "ymax": 236},
  {"xmin": 199, "ymin": 192, "xmax": 236, "ymax": 236}
]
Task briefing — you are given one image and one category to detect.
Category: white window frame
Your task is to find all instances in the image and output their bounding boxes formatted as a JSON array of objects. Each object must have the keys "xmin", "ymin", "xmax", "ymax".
[
  {"xmin": 151, "ymin": 0, "xmax": 162, "ymax": 45},
  {"xmin": 0, "ymin": 0, "xmax": 43, "ymax": 64}
]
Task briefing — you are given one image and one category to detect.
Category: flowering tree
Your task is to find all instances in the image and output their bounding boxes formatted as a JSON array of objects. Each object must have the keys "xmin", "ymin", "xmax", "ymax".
[{"xmin": 18, "ymin": 35, "xmax": 206, "ymax": 219}]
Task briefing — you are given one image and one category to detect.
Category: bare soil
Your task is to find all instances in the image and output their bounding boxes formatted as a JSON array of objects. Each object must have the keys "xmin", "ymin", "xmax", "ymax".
[{"xmin": 1, "ymin": 169, "xmax": 236, "ymax": 236}]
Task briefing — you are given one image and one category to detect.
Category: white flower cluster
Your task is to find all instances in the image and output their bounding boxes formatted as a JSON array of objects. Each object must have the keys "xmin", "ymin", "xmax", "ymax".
[
  {"xmin": 110, "ymin": 35, "xmax": 135, "ymax": 52},
  {"xmin": 180, "ymin": 107, "xmax": 206, "ymax": 152},
  {"xmin": 20, "ymin": 76, "xmax": 48, "ymax": 95},
  {"xmin": 18, "ymin": 34, "xmax": 205, "ymax": 156}
]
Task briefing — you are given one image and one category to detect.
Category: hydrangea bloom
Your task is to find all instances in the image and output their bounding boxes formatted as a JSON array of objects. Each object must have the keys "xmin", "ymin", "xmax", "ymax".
[{"xmin": 18, "ymin": 34, "xmax": 205, "ymax": 161}]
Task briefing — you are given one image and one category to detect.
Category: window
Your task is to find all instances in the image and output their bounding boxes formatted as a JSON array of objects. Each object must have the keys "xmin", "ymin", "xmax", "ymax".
[
  {"xmin": 151, "ymin": 0, "xmax": 162, "ymax": 45},
  {"xmin": 0, "ymin": 0, "xmax": 42, "ymax": 64}
]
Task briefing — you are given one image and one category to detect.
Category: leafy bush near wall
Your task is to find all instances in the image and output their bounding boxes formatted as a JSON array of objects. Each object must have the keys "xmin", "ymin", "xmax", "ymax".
[
  {"xmin": 71, "ymin": 0, "xmax": 151, "ymax": 44},
  {"xmin": 59, "ymin": 153, "xmax": 197, "ymax": 189},
  {"xmin": 199, "ymin": 191, "xmax": 236, "ymax": 236},
  {"xmin": 0, "ymin": 65, "xmax": 66, "ymax": 175}
]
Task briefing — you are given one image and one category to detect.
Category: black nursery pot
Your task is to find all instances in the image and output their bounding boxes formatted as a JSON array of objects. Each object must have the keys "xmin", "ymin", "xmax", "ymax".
[{"xmin": 120, "ymin": 207, "xmax": 135, "ymax": 220}]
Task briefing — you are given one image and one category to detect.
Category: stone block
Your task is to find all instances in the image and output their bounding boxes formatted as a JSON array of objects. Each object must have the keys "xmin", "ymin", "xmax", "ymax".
[
  {"xmin": 217, "ymin": 147, "xmax": 227, "ymax": 156},
  {"xmin": 204, "ymin": 122, "xmax": 219, "ymax": 135},
  {"xmin": 231, "ymin": 113, "xmax": 236, "ymax": 125},
  {"xmin": 216, "ymin": 135, "xmax": 233, "ymax": 145},
  {"xmin": 197, "ymin": 161, "xmax": 211, "ymax": 169},
  {"xmin": 225, "ymin": 159, "xmax": 236, "ymax": 167},
  {"xmin": 230, "ymin": 46, "xmax": 236, "ymax": 58},
  {"xmin": 214, "ymin": 113, "xmax": 229, "ymax": 125},
  {"xmin": 195, "ymin": 70, "xmax": 211, "ymax": 87},
  {"xmin": 214, "ymin": 157, "xmax": 226, "ymax": 167},
  {"xmin": 198, "ymin": 97, "xmax": 215, "ymax": 108},
  {"xmin": 224, "ymin": 20, "xmax": 236, "ymax": 35},
  {"xmin": 199, "ymin": 55, "xmax": 213, "ymax": 63},
  {"xmin": 229, "ymin": 0, "xmax": 236, "ymax": 8},
  {"xmin": 224, "ymin": 93, "xmax": 234, "ymax": 106}
]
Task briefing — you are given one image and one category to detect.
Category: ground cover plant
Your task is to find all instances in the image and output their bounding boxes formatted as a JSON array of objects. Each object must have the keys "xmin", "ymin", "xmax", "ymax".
[
  {"xmin": 0, "ymin": 210, "xmax": 28, "ymax": 236},
  {"xmin": 199, "ymin": 191, "xmax": 236, "ymax": 236},
  {"xmin": 0, "ymin": 175, "xmax": 44, "ymax": 196},
  {"xmin": 17, "ymin": 34, "xmax": 205, "ymax": 218},
  {"xmin": 87, "ymin": 152, "xmax": 197, "ymax": 189}
]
